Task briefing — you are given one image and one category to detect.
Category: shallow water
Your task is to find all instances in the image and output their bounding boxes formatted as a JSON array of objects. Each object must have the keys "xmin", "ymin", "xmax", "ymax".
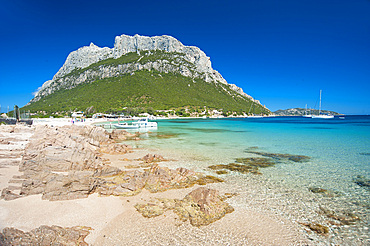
[{"xmin": 119, "ymin": 116, "xmax": 369, "ymax": 244}]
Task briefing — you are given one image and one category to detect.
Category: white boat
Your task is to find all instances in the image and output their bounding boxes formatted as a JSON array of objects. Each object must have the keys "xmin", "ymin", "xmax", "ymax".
[
  {"xmin": 113, "ymin": 118, "xmax": 158, "ymax": 129},
  {"xmin": 113, "ymin": 122, "xmax": 139, "ymax": 129},
  {"xmin": 311, "ymin": 90, "xmax": 334, "ymax": 119},
  {"xmin": 303, "ymin": 104, "xmax": 312, "ymax": 117},
  {"xmin": 312, "ymin": 114, "xmax": 334, "ymax": 119}
]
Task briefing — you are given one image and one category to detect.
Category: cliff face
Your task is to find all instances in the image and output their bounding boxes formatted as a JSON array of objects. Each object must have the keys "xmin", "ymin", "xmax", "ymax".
[{"xmin": 32, "ymin": 34, "xmax": 259, "ymax": 106}]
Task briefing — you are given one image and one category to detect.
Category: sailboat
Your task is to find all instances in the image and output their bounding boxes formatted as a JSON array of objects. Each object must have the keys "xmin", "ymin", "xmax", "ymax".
[
  {"xmin": 311, "ymin": 90, "xmax": 334, "ymax": 119},
  {"xmin": 302, "ymin": 104, "xmax": 312, "ymax": 118}
]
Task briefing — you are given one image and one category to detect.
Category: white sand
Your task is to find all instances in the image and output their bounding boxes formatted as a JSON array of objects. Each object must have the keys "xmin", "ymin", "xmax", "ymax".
[{"xmin": 0, "ymin": 122, "xmax": 313, "ymax": 245}]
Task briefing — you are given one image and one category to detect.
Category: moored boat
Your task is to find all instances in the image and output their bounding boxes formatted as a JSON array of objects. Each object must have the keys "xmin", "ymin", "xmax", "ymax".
[
  {"xmin": 113, "ymin": 118, "xmax": 158, "ymax": 129},
  {"xmin": 303, "ymin": 104, "xmax": 312, "ymax": 117},
  {"xmin": 311, "ymin": 90, "xmax": 334, "ymax": 119},
  {"xmin": 312, "ymin": 114, "xmax": 334, "ymax": 119}
]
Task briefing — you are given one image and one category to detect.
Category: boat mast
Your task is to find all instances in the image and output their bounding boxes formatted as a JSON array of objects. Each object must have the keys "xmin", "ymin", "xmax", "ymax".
[
  {"xmin": 319, "ymin": 90, "xmax": 322, "ymax": 115},
  {"xmin": 305, "ymin": 104, "xmax": 307, "ymax": 115}
]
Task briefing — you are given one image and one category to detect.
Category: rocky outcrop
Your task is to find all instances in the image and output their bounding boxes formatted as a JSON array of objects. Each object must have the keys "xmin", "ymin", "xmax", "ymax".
[
  {"xmin": 139, "ymin": 154, "xmax": 165, "ymax": 163},
  {"xmin": 97, "ymin": 164, "xmax": 223, "ymax": 197},
  {"xmin": 1, "ymin": 125, "xmax": 128, "ymax": 201},
  {"xmin": 32, "ymin": 34, "xmax": 259, "ymax": 106},
  {"xmin": 1, "ymin": 125, "xmax": 222, "ymax": 201},
  {"xmin": 135, "ymin": 187, "xmax": 234, "ymax": 227},
  {"xmin": 51, "ymin": 35, "xmax": 220, "ymax": 82},
  {"xmin": 53, "ymin": 42, "xmax": 113, "ymax": 80},
  {"xmin": 0, "ymin": 225, "xmax": 91, "ymax": 245},
  {"xmin": 0, "ymin": 125, "xmax": 34, "ymax": 168}
]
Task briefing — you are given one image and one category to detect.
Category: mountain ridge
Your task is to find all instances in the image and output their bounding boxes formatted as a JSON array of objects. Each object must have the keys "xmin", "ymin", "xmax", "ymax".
[
  {"xmin": 25, "ymin": 34, "xmax": 269, "ymax": 115},
  {"xmin": 32, "ymin": 34, "xmax": 259, "ymax": 104}
]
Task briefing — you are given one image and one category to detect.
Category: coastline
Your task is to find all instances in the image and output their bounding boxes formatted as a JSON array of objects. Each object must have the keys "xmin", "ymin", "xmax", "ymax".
[{"xmin": 1, "ymin": 119, "xmax": 363, "ymax": 245}]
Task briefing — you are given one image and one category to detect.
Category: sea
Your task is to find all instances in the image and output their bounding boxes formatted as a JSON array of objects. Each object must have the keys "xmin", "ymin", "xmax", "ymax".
[{"xmin": 117, "ymin": 115, "xmax": 370, "ymax": 244}]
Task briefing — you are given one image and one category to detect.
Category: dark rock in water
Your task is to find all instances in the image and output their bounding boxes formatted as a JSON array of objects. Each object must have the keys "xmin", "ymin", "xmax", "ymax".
[
  {"xmin": 319, "ymin": 207, "xmax": 361, "ymax": 225},
  {"xmin": 215, "ymin": 170, "xmax": 228, "ymax": 175},
  {"xmin": 208, "ymin": 157, "xmax": 274, "ymax": 175},
  {"xmin": 194, "ymin": 175, "xmax": 224, "ymax": 185},
  {"xmin": 235, "ymin": 157, "xmax": 276, "ymax": 167},
  {"xmin": 135, "ymin": 187, "xmax": 234, "ymax": 227},
  {"xmin": 300, "ymin": 222, "xmax": 329, "ymax": 234},
  {"xmin": 209, "ymin": 163, "xmax": 255, "ymax": 174},
  {"xmin": 309, "ymin": 187, "xmax": 328, "ymax": 194},
  {"xmin": 246, "ymin": 150, "xmax": 310, "ymax": 163},
  {"xmin": 287, "ymin": 155, "xmax": 310, "ymax": 162},
  {"xmin": 354, "ymin": 175, "xmax": 370, "ymax": 188},
  {"xmin": 0, "ymin": 225, "xmax": 91, "ymax": 245},
  {"xmin": 308, "ymin": 187, "xmax": 343, "ymax": 197}
]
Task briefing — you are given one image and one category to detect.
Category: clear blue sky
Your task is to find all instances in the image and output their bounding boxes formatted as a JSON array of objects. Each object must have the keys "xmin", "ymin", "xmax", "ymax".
[{"xmin": 1, "ymin": 0, "xmax": 369, "ymax": 114}]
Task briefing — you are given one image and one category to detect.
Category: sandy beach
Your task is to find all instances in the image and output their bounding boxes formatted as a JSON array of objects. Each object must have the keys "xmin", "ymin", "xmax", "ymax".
[{"xmin": 0, "ymin": 119, "xmax": 324, "ymax": 245}]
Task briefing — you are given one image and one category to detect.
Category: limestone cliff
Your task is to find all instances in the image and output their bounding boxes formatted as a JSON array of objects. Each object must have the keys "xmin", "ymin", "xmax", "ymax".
[{"xmin": 31, "ymin": 34, "xmax": 260, "ymax": 107}]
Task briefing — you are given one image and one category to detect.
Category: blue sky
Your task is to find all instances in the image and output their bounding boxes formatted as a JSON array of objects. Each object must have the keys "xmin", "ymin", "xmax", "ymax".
[{"xmin": 1, "ymin": 0, "xmax": 369, "ymax": 114}]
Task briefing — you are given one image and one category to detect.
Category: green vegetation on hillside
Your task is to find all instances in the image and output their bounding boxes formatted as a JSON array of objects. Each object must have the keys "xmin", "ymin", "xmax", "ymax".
[
  {"xmin": 24, "ymin": 50, "xmax": 269, "ymax": 116},
  {"xmin": 274, "ymin": 108, "xmax": 341, "ymax": 116},
  {"xmin": 23, "ymin": 70, "xmax": 268, "ymax": 115}
]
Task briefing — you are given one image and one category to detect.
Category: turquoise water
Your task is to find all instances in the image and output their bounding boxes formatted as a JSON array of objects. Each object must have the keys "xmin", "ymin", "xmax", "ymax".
[
  {"xmin": 129, "ymin": 116, "xmax": 370, "ymax": 194},
  {"xmin": 119, "ymin": 116, "xmax": 370, "ymax": 243},
  {"xmin": 141, "ymin": 116, "xmax": 369, "ymax": 164}
]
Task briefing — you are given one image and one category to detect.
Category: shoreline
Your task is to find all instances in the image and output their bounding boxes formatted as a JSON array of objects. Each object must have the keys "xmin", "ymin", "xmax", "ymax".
[{"xmin": 0, "ymin": 121, "xmax": 357, "ymax": 245}]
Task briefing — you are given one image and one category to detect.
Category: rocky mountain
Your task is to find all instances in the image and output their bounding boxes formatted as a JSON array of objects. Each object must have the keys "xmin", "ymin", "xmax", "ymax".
[
  {"xmin": 273, "ymin": 108, "xmax": 342, "ymax": 116},
  {"xmin": 25, "ymin": 34, "xmax": 269, "ymax": 115}
]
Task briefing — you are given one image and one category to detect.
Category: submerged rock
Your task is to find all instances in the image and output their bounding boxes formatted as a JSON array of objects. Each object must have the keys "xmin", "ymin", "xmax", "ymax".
[
  {"xmin": 235, "ymin": 157, "xmax": 276, "ymax": 167},
  {"xmin": 300, "ymin": 222, "xmax": 329, "ymax": 235},
  {"xmin": 209, "ymin": 163, "xmax": 257, "ymax": 174},
  {"xmin": 208, "ymin": 157, "xmax": 274, "ymax": 175},
  {"xmin": 308, "ymin": 187, "xmax": 343, "ymax": 197},
  {"xmin": 319, "ymin": 207, "xmax": 361, "ymax": 225},
  {"xmin": 0, "ymin": 225, "xmax": 91, "ymax": 245},
  {"xmin": 135, "ymin": 187, "xmax": 234, "ymax": 227},
  {"xmin": 309, "ymin": 187, "xmax": 327, "ymax": 194},
  {"xmin": 354, "ymin": 175, "xmax": 370, "ymax": 188},
  {"xmin": 215, "ymin": 170, "xmax": 228, "ymax": 175},
  {"xmin": 246, "ymin": 150, "xmax": 311, "ymax": 163}
]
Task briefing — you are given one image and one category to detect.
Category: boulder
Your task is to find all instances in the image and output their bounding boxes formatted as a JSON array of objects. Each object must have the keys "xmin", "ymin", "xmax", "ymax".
[
  {"xmin": 135, "ymin": 187, "xmax": 234, "ymax": 227},
  {"xmin": 0, "ymin": 225, "xmax": 91, "ymax": 245}
]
